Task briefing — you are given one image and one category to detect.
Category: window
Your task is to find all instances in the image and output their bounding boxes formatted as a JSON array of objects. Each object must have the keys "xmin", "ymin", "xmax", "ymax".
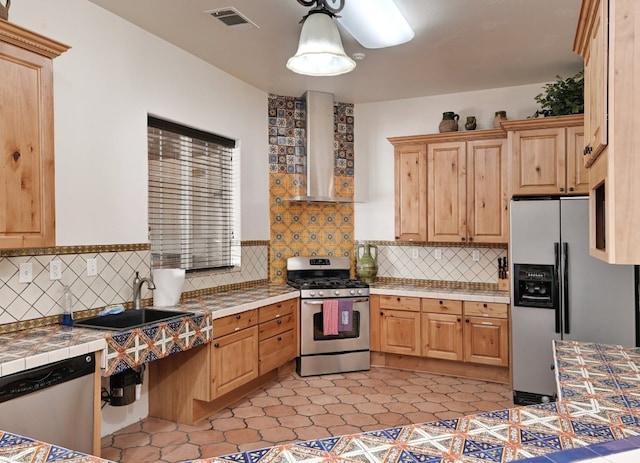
[{"xmin": 147, "ymin": 116, "xmax": 239, "ymax": 272}]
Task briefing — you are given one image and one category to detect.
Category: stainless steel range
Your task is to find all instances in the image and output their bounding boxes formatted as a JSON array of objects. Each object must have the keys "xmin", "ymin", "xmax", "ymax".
[{"xmin": 287, "ymin": 256, "xmax": 370, "ymax": 377}]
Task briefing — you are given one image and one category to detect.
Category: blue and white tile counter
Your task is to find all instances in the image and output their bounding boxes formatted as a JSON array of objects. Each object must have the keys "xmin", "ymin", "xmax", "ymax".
[{"xmin": 0, "ymin": 284, "xmax": 298, "ymax": 377}]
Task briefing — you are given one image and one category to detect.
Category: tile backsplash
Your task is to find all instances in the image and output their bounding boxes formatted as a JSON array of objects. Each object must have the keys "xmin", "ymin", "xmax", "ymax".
[
  {"xmin": 0, "ymin": 242, "xmax": 268, "ymax": 328},
  {"xmin": 362, "ymin": 242, "xmax": 508, "ymax": 284}
]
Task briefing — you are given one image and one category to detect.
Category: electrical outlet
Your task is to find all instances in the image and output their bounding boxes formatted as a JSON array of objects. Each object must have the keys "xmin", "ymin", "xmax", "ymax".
[
  {"xmin": 50, "ymin": 260, "xmax": 62, "ymax": 280},
  {"xmin": 19, "ymin": 263, "xmax": 33, "ymax": 283},
  {"xmin": 434, "ymin": 248, "xmax": 442, "ymax": 260},
  {"xmin": 87, "ymin": 258, "xmax": 98, "ymax": 276},
  {"xmin": 472, "ymin": 249, "xmax": 480, "ymax": 262},
  {"xmin": 411, "ymin": 248, "xmax": 420, "ymax": 259}
]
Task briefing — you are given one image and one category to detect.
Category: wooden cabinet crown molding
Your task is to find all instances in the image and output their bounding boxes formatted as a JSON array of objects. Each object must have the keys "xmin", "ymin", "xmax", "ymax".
[
  {"xmin": 573, "ymin": 0, "xmax": 599, "ymax": 54},
  {"xmin": 0, "ymin": 20, "xmax": 70, "ymax": 57},
  {"xmin": 500, "ymin": 114, "xmax": 584, "ymax": 131},
  {"xmin": 388, "ymin": 128, "xmax": 505, "ymax": 146}
]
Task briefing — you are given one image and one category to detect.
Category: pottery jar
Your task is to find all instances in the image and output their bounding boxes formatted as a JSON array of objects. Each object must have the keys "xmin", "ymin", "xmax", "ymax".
[
  {"xmin": 439, "ymin": 112, "xmax": 459, "ymax": 133},
  {"xmin": 465, "ymin": 116, "xmax": 477, "ymax": 130}
]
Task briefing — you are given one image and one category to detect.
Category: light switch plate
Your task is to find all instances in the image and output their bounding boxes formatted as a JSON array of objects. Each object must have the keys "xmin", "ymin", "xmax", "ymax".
[
  {"xmin": 434, "ymin": 248, "xmax": 442, "ymax": 260},
  {"xmin": 412, "ymin": 249, "xmax": 420, "ymax": 259},
  {"xmin": 472, "ymin": 250, "xmax": 480, "ymax": 262}
]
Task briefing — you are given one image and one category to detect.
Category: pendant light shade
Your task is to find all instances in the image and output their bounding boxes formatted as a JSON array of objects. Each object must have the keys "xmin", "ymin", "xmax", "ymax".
[{"xmin": 287, "ymin": 11, "xmax": 356, "ymax": 76}]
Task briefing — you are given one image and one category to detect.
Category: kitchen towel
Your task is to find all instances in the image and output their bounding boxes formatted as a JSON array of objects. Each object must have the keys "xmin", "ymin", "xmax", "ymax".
[
  {"xmin": 338, "ymin": 299, "xmax": 353, "ymax": 332},
  {"xmin": 323, "ymin": 299, "xmax": 339, "ymax": 336}
]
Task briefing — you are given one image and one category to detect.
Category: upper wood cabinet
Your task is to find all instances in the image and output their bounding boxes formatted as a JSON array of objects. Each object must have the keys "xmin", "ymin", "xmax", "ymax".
[
  {"xmin": 0, "ymin": 22, "xmax": 69, "ymax": 249},
  {"xmin": 504, "ymin": 116, "xmax": 588, "ymax": 196},
  {"xmin": 394, "ymin": 144, "xmax": 427, "ymax": 241},
  {"xmin": 575, "ymin": 0, "xmax": 608, "ymax": 166},
  {"xmin": 389, "ymin": 130, "xmax": 508, "ymax": 244},
  {"xmin": 575, "ymin": 0, "xmax": 640, "ymax": 264}
]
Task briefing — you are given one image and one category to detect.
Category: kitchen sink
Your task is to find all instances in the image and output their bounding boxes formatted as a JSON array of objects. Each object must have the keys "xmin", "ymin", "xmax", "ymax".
[{"xmin": 73, "ymin": 308, "xmax": 194, "ymax": 331}]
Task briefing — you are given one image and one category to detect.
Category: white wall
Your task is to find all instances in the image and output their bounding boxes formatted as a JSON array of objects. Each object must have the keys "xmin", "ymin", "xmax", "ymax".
[
  {"xmin": 12, "ymin": 0, "xmax": 270, "ymax": 245},
  {"xmin": 353, "ymin": 84, "xmax": 547, "ymax": 240}
]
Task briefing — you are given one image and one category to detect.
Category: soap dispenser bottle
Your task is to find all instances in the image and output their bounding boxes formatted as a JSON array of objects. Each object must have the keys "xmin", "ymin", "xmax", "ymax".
[{"xmin": 61, "ymin": 285, "xmax": 75, "ymax": 325}]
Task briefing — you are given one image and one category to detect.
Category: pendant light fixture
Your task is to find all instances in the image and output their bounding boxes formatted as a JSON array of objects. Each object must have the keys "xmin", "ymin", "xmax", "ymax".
[{"xmin": 287, "ymin": 0, "xmax": 356, "ymax": 77}]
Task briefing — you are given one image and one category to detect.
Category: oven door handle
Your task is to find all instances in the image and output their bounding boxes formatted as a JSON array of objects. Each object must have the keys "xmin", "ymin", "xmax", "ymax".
[{"xmin": 304, "ymin": 298, "xmax": 369, "ymax": 305}]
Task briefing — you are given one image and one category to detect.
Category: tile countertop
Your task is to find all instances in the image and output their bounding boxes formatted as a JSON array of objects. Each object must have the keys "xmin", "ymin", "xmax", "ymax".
[
  {"xmin": 370, "ymin": 283, "xmax": 511, "ymax": 304},
  {"xmin": 3, "ymin": 341, "xmax": 640, "ymax": 463},
  {"xmin": 0, "ymin": 283, "xmax": 299, "ymax": 378}
]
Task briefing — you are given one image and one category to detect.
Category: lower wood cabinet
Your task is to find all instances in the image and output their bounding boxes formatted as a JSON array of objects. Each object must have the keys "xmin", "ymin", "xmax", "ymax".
[
  {"xmin": 371, "ymin": 295, "xmax": 510, "ymax": 381},
  {"xmin": 148, "ymin": 297, "xmax": 299, "ymax": 424},
  {"xmin": 210, "ymin": 326, "xmax": 259, "ymax": 398},
  {"xmin": 421, "ymin": 299, "xmax": 463, "ymax": 361},
  {"xmin": 378, "ymin": 295, "xmax": 421, "ymax": 356}
]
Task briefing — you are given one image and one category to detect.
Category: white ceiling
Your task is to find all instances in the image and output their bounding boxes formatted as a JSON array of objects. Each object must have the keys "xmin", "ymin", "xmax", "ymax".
[{"xmin": 87, "ymin": 0, "xmax": 585, "ymax": 104}]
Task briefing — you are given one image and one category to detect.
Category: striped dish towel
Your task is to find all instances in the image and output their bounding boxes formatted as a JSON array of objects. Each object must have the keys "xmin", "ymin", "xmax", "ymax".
[{"xmin": 323, "ymin": 299, "xmax": 339, "ymax": 336}]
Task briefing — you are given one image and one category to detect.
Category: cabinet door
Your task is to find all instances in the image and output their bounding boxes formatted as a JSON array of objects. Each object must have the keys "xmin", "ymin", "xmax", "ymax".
[
  {"xmin": 512, "ymin": 128, "xmax": 566, "ymax": 195},
  {"xmin": 467, "ymin": 139, "xmax": 508, "ymax": 243},
  {"xmin": 259, "ymin": 329, "xmax": 296, "ymax": 375},
  {"xmin": 582, "ymin": 0, "xmax": 608, "ymax": 165},
  {"xmin": 421, "ymin": 312, "xmax": 463, "ymax": 361},
  {"xmin": 427, "ymin": 141, "xmax": 467, "ymax": 242},
  {"xmin": 394, "ymin": 144, "xmax": 427, "ymax": 241},
  {"xmin": 566, "ymin": 126, "xmax": 589, "ymax": 194},
  {"xmin": 380, "ymin": 309, "xmax": 421, "ymax": 356},
  {"xmin": 0, "ymin": 41, "xmax": 55, "ymax": 248},
  {"xmin": 463, "ymin": 317, "xmax": 509, "ymax": 366},
  {"xmin": 210, "ymin": 326, "xmax": 259, "ymax": 398}
]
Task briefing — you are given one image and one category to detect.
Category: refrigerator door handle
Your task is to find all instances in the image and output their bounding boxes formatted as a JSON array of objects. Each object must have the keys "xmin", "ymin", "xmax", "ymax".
[
  {"xmin": 563, "ymin": 242, "xmax": 570, "ymax": 334},
  {"xmin": 554, "ymin": 242, "xmax": 561, "ymax": 334}
]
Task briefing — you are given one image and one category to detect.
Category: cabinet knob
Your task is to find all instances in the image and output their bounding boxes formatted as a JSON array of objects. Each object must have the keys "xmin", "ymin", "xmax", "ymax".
[
  {"xmin": 236, "ymin": 314, "xmax": 241, "ymax": 319},
  {"xmin": 277, "ymin": 336, "xmax": 282, "ymax": 341},
  {"xmin": 380, "ymin": 312, "xmax": 384, "ymax": 316},
  {"xmin": 277, "ymin": 319, "xmax": 282, "ymax": 325},
  {"xmin": 214, "ymin": 343, "xmax": 220, "ymax": 348},
  {"xmin": 469, "ymin": 237, "xmax": 473, "ymax": 242},
  {"xmin": 559, "ymin": 187, "xmax": 565, "ymax": 192},
  {"xmin": 439, "ymin": 300, "xmax": 443, "ymax": 304},
  {"xmin": 461, "ymin": 237, "xmax": 466, "ymax": 241},
  {"xmin": 465, "ymin": 319, "xmax": 470, "ymax": 323},
  {"xmin": 569, "ymin": 187, "xmax": 574, "ymax": 192},
  {"xmin": 277, "ymin": 303, "xmax": 282, "ymax": 308},
  {"xmin": 483, "ymin": 303, "xmax": 488, "ymax": 308},
  {"xmin": 397, "ymin": 297, "xmax": 401, "ymax": 301},
  {"xmin": 457, "ymin": 317, "xmax": 461, "ymax": 322}
]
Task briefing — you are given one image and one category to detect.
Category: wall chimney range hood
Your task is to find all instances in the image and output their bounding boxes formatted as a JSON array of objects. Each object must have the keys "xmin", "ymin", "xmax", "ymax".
[{"xmin": 290, "ymin": 91, "xmax": 351, "ymax": 203}]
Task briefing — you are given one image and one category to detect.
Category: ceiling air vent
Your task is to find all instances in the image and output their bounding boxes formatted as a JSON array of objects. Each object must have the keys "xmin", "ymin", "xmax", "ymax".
[{"xmin": 206, "ymin": 7, "xmax": 258, "ymax": 28}]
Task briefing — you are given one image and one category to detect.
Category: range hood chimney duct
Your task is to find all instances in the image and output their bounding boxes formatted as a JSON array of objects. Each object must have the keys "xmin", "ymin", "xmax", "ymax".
[{"xmin": 290, "ymin": 91, "xmax": 350, "ymax": 203}]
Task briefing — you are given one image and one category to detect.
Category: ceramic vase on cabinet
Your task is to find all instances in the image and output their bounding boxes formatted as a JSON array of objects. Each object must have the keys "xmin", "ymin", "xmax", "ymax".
[
  {"xmin": 465, "ymin": 116, "xmax": 477, "ymax": 130},
  {"xmin": 356, "ymin": 243, "xmax": 378, "ymax": 283},
  {"xmin": 493, "ymin": 111, "xmax": 507, "ymax": 128},
  {"xmin": 439, "ymin": 112, "xmax": 459, "ymax": 133}
]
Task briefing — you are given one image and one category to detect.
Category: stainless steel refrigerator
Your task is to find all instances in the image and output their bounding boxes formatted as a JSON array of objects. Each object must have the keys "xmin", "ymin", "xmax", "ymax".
[{"xmin": 510, "ymin": 196, "xmax": 638, "ymax": 405}]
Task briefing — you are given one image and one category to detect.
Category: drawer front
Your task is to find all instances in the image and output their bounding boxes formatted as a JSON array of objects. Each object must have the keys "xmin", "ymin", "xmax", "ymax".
[
  {"xmin": 214, "ymin": 309, "xmax": 258, "ymax": 338},
  {"xmin": 421, "ymin": 298, "xmax": 463, "ymax": 315},
  {"xmin": 258, "ymin": 298, "xmax": 296, "ymax": 323},
  {"xmin": 259, "ymin": 329, "xmax": 296, "ymax": 374},
  {"xmin": 259, "ymin": 312, "xmax": 295, "ymax": 341},
  {"xmin": 379, "ymin": 295, "xmax": 421, "ymax": 312},
  {"xmin": 464, "ymin": 302, "xmax": 508, "ymax": 319}
]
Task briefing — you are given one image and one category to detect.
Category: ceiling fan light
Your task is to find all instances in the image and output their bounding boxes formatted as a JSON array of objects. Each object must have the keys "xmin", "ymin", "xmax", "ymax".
[
  {"xmin": 337, "ymin": 0, "xmax": 414, "ymax": 49},
  {"xmin": 287, "ymin": 11, "xmax": 356, "ymax": 76}
]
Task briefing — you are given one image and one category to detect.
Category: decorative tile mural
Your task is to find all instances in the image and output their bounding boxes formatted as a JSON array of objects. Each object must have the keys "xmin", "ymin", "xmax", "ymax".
[{"xmin": 268, "ymin": 94, "xmax": 355, "ymax": 283}]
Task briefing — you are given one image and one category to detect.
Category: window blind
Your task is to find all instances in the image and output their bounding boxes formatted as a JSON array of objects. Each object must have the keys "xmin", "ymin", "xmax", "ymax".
[{"xmin": 147, "ymin": 116, "xmax": 239, "ymax": 272}]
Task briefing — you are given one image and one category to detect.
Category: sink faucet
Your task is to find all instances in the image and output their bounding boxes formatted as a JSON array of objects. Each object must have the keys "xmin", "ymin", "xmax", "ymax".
[{"xmin": 133, "ymin": 271, "xmax": 156, "ymax": 310}]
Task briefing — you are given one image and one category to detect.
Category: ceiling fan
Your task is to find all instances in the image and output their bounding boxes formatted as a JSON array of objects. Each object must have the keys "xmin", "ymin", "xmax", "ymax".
[{"xmin": 286, "ymin": 0, "xmax": 414, "ymax": 77}]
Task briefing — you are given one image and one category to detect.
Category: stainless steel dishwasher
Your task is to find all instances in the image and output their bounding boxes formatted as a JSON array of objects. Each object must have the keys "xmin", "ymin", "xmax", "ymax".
[{"xmin": 0, "ymin": 352, "xmax": 96, "ymax": 454}]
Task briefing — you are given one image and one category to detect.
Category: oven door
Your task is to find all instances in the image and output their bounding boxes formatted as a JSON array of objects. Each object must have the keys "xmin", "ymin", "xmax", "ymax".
[{"xmin": 300, "ymin": 297, "xmax": 370, "ymax": 355}]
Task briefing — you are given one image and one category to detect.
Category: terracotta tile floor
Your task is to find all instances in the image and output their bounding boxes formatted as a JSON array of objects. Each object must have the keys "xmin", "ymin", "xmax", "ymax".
[{"xmin": 101, "ymin": 367, "xmax": 514, "ymax": 463}]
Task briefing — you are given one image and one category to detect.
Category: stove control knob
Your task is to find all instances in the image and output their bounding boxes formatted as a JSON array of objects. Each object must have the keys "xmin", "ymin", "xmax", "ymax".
[
  {"xmin": 357, "ymin": 289, "xmax": 363, "ymax": 295},
  {"xmin": 318, "ymin": 291, "xmax": 324, "ymax": 297},
  {"xmin": 335, "ymin": 290, "xmax": 341, "ymax": 296},
  {"xmin": 309, "ymin": 291, "xmax": 316, "ymax": 297},
  {"xmin": 350, "ymin": 289, "xmax": 356, "ymax": 295}
]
